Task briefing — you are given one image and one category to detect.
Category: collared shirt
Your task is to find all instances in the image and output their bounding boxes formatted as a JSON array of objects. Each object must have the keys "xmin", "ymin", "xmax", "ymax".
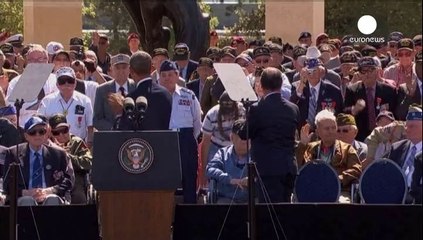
[
  {"xmin": 180, "ymin": 66, "xmax": 188, "ymax": 80},
  {"xmin": 206, "ymin": 145, "xmax": 248, "ymax": 203},
  {"xmin": 169, "ymin": 85, "xmax": 202, "ymax": 138},
  {"xmin": 404, "ymin": 141, "xmax": 422, "ymax": 187},
  {"xmin": 28, "ymin": 146, "xmax": 46, "ymax": 189},
  {"xmin": 310, "ymin": 80, "xmax": 321, "ymax": 101},
  {"xmin": 115, "ymin": 82, "xmax": 129, "ymax": 96},
  {"xmin": 38, "ymin": 91, "xmax": 93, "ymax": 140}
]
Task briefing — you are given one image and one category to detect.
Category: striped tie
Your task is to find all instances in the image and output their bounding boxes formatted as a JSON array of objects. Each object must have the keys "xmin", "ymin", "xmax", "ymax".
[
  {"xmin": 32, "ymin": 152, "xmax": 43, "ymax": 188},
  {"xmin": 308, "ymin": 88, "xmax": 317, "ymax": 125}
]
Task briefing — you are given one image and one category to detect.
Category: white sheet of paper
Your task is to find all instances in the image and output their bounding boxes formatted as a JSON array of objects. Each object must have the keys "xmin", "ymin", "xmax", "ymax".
[
  {"xmin": 7, "ymin": 63, "xmax": 54, "ymax": 103},
  {"xmin": 213, "ymin": 63, "xmax": 258, "ymax": 102}
]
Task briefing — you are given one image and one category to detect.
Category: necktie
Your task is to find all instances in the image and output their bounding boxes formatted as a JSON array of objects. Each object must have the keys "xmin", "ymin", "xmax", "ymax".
[
  {"xmin": 308, "ymin": 88, "xmax": 317, "ymax": 125},
  {"xmin": 32, "ymin": 152, "xmax": 42, "ymax": 188},
  {"xmin": 404, "ymin": 146, "xmax": 417, "ymax": 185},
  {"xmin": 119, "ymin": 86, "xmax": 126, "ymax": 97},
  {"xmin": 366, "ymin": 88, "xmax": 376, "ymax": 130}
]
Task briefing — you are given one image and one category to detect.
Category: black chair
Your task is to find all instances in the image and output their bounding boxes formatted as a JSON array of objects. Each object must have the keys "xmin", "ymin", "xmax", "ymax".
[
  {"xmin": 294, "ymin": 160, "xmax": 340, "ymax": 203},
  {"xmin": 359, "ymin": 158, "xmax": 407, "ymax": 204}
]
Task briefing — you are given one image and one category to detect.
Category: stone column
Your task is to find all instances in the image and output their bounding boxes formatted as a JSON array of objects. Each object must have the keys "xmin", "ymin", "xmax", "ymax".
[
  {"xmin": 24, "ymin": 0, "xmax": 82, "ymax": 49},
  {"xmin": 265, "ymin": 0, "xmax": 325, "ymax": 46}
]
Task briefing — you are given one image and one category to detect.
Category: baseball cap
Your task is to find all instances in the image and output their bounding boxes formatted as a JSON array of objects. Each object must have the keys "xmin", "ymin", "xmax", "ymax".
[
  {"xmin": 46, "ymin": 41, "xmax": 64, "ymax": 55},
  {"xmin": 24, "ymin": 116, "xmax": 47, "ymax": 132},
  {"xmin": 0, "ymin": 105, "xmax": 16, "ymax": 117},
  {"xmin": 336, "ymin": 113, "xmax": 356, "ymax": 126},
  {"xmin": 397, "ymin": 38, "xmax": 414, "ymax": 51},
  {"xmin": 160, "ymin": 60, "xmax": 178, "ymax": 72},
  {"xmin": 298, "ymin": 32, "xmax": 312, "ymax": 41},
  {"xmin": 0, "ymin": 43, "xmax": 14, "ymax": 55},
  {"xmin": 268, "ymin": 43, "xmax": 283, "ymax": 54},
  {"xmin": 206, "ymin": 47, "xmax": 221, "ymax": 59},
  {"xmin": 52, "ymin": 50, "xmax": 70, "ymax": 61},
  {"xmin": 198, "ymin": 57, "xmax": 213, "ymax": 68},
  {"xmin": 49, "ymin": 114, "xmax": 69, "ymax": 129},
  {"xmin": 69, "ymin": 37, "xmax": 84, "ymax": 46},
  {"xmin": 6, "ymin": 34, "xmax": 24, "ymax": 48},
  {"xmin": 235, "ymin": 54, "xmax": 253, "ymax": 64},
  {"xmin": 56, "ymin": 67, "xmax": 76, "ymax": 79},
  {"xmin": 173, "ymin": 43, "xmax": 189, "ymax": 61},
  {"xmin": 253, "ymin": 47, "xmax": 271, "ymax": 59},
  {"xmin": 127, "ymin": 32, "xmax": 140, "ymax": 43},
  {"xmin": 111, "ymin": 54, "xmax": 130, "ymax": 65},
  {"xmin": 358, "ymin": 56, "xmax": 377, "ymax": 69},
  {"xmin": 231, "ymin": 36, "xmax": 246, "ymax": 47},
  {"xmin": 406, "ymin": 105, "xmax": 422, "ymax": 121},
  {"xmin": 376, "ymin": 111, "xmax": 395, "ymax": 122},
  {"xmin": 360, "ymin": 45, "xmax": 377, "ymax": 57},
  {"xmin": 293, "ymin": 45, "xmax": 307, "ymax": 60},
  {"xmin": 388, "ymin": 31, "xmax": 404, "ymax": 42},
  {"xmin": 268, "ymin": 36, "xmax": 283, "ymax": 46},
  {"xmin": 221, "ymin": 46, "xmax": 236, "ymax": 58},
  {"xmin": 340, "ymin": 51, "xmax": 359, "ymax": 64},
  {"xmin": 316, "ymin": 33, "xmax": 329, "ymax": 45},
  {"xmin": 152, "ymin": 48, "xmax": 169, "ymax": 58},
  {"xmin": 413, "ymin": 34, "xmax": 422, "ymax": 47}
]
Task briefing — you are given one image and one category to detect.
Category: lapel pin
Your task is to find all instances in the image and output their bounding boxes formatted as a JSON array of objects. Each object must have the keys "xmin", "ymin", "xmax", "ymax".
[{"xmin": 46, "ymin": 165, "xmax": 52, "ymax": 170}]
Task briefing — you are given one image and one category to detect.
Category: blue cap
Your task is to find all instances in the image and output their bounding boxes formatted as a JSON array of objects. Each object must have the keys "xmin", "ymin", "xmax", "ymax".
[
  {"xmin": 406, "ymin": 105, "xmax": 422, "ymax": 121},
  {"xmin": 0, "ymin": 105, "xmax": 16, "ymax": 117},
  {"xmin": 24, "ymin": 116, "xmax": 47, "ymax": 132},
  {"xmin": 159, "ymin": 60, "xmax": 178, "ymax": 72}
]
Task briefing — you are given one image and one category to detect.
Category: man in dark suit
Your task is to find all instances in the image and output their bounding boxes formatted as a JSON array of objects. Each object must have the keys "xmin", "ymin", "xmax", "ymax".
[
  {"xmin": 395, "ymin": 51, "xmax": 422, "ymax": 120},
  {"xmin": 248, "ymin": 67, "xmax": 300, "ymax": 203},
  {"xmin": 186, "ymin": 57, "xmax": 214, "ymax": 102},
  {"xmin": 290, "ymin": 50, "xmax": 344, "ymax": 130},
  {"xmin": 113, "ymin": 51, "xmax": 172, "ymax": 130},
  {"xmin": 344, "ymin": 57, "xmax": 397, "ymax": 141},
  {"xmin": 173, "ymin": 43, "xmax": 198, "ymax": 81},
  {"xmin": 2, "ymin": 116, "xmax": 74, "ymax": 205},
  {"xmin": 411, "ymin": 151, "xmax": 422, "ymax": 204},
  {"xmin": 93, "ymin": 54, "xmax": 136, "ymax": 130},
  {"xmin": 385, "ymin": 105, "xmax": 422, "ymax": 204}
]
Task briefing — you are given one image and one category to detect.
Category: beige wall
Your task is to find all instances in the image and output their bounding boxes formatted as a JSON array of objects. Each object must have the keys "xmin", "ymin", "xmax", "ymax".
[
  {"xmin": 24, "ymin": 0, "xmax": 82, "ymax": 49},
  {"xmin": 265, "ymin": 1, "xmax": 325, "ymax": 46}
]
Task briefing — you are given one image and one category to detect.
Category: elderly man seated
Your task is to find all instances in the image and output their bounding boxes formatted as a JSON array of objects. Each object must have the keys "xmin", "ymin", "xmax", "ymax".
[
  {"xmin": 206, "ymin": 119, "xmax": 249, "ymax": 203},
  {"xmin": 336, "ymin": 113, "xmax": 368, "ymax": 162},
  {"xmin": 297, "ymin": 109, "xmax": 362, "ymax": 202}
]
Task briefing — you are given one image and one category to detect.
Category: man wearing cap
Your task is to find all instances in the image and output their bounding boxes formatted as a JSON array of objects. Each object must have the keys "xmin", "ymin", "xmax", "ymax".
[
  {"xmin": 344, "ymin": 56, "xmax": 397, "ymax": 141},
  {"xmin": 69, "ymin": 37, "xmax": 84, "ymax": 54},
  {"xmin": 336, "ymin": 113, "xmax": 368, "ymax": 161},
  {"xmin": 206, "ymin": 119, "xmax": 249, "ymax": 203},
  {"xmin": 386, "ymin": 31, "xmax": 404, "ymax": 59},
  {"xmin": 248, "ymin": 67, "xmax": 300, "ymax": 203},
  {"xmin": 94, "ymin": 54, "xmax": 136, "ymax": 131},
  {"xmin": 173, "ymin": 43, "xmax": 198, "ymax": 81},
  {"xmin": 6, "ymin": 45, "xmax": 58, "ymax": 127},
  {"xmin": 413, "ymin": 35, "xmax": 422, "ymax": 53},
  {"xmin": 283, "ymin": 45, "xmax": 307, "ymax": 82},
  {"xmin": 159, "ymin": 60, "xmax": 201, "ymax": 203},
  {"xmin": 5, "ymin": 34, "xmax": 24, "ymax": 53},
  {"xmin": 0, "ymin": 105, "xmax": 24, "ymax": 147},
  {"xmin": 38, "ymin": 67, "xmax": 94, "ymax": 145},
  {"xmin": 291, "ymin": 46, "xmax": 344, "ymax": 130},
  {"xmin": 89, "ymin": 32, "xmax": 111, "ymax": 74},
  {"xmin": 49, "ymin": 113, "xmax": 92, "ymax": 204},
  {"xmin": 338, "ymin": 51, "xmax": 359, "ymax": 97},
  {"xmin": 231, "ymin": 36, "xmax": 248, "ymax": 56},
  {"xmin": 0, "ymin": 43, "xmax": 24, "ymax": 74},
  {"xmin": 127, "ymin": 32, "xmax": 141, "ymax": 55},
  {"xmin": 396, "ymin": 51, "xmax": 422, "ymax": 120},
  {"xmin": 385, "ymin": 105, "xmax": 422, "ymax": 203},
  {"xmin": 187, "ymin": 57, "xmax": 214, "ymax": 101},
  {"xmin": 268, "ymin": 43, "xmax": 293, "ymax": 71},
  {"xmin": 46, "ymin": 41, "xmax": 64, "ymax": 63},
  {"xmin": 298, "ymin": 110, "xmax": 362, "ymax": 202},
  {"xmin": 114, "ymin": 51, "xmax": 172, "ymax": 131},
  {"xmin": 298, "ymin": 32, "xmax": 312, "ymax": 47},
  {"xmin": 83, "ymin": 50, "xmax": 110, "ymax": 83},
  {"xmin": 383, "ymin": 38, "xmax": 416, "ymax": 86},
  {"xmin": 150, "ymin": 48, "xmax": 186, "ymax": 87},
  {"xmin": 2, "ymin": 116, "xmax": 74, "ymax": 205}
]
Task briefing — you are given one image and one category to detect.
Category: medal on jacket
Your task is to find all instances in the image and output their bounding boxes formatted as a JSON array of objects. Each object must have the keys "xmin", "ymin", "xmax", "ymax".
[{"xmin": 376, "ymin": 97, "xmax": 382, "ymax": 110}]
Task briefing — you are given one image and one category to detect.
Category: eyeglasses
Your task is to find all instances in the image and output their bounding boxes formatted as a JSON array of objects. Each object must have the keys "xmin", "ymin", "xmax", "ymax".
[
  {"xmin": 255, "ymin": 59, "xmax": 269, "ymax": 64},
  {"xmin": 397, "ymin": 52, "xmax": 412, "ymax": 57},
  {"xmin": 27, "ymin": 128, "xmax": 47, "ymax": 136},
  {"xmin": 359, "ymin": 68, "xmax": 375, "ymax": 74},
  {"xmin": 57, "ymin": 77, "xmax": 76, "ymax": 85},
  {"xmin": 337, "ymin": 129, "xmax": 350, "ymax": 133},
  {"xmin": 52, "ymin": 127, "xmax": 69, "ymax": 136}
]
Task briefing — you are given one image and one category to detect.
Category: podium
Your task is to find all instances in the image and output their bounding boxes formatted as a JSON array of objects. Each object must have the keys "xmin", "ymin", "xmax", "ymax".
[{"xmin": 92, "ymin": 131, "xmax": 181, "ymax": 240}]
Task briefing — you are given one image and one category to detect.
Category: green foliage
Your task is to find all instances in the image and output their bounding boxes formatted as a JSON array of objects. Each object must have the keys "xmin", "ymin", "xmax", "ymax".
[
  {"xmin": 0, "ymin": 0, "xmax": 23, "ymax": 35},
  {"xmin": 199, "ymin": 0, "xmax": 220, "ymax": 30},
  {"xmin": 228, "ymin": 0, "xmax": 265, "ymax": 38},
  {"xmin": 325, "ymin": 0, "xmax": 422, "ymax": 38}
]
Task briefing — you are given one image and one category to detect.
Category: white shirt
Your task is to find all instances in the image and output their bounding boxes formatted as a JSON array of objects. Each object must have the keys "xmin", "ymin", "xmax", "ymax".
[
  {"xmin": 404, "ymin": 141, "xmax": 422, "ymax": 187},
  {"xmin": 84, "ymin": 81, "xmax": 99, "ymax": 109},
  {"xmin": 6, "ymin": 73, "xmax": 58, "ymax": 127},
  {"xmin": 169, "ymin": 85, "xmax": 202, "ymax": 138},
  {"xmin": 38, "ymin": 91, "xmax": 93, "ymax": 140}
]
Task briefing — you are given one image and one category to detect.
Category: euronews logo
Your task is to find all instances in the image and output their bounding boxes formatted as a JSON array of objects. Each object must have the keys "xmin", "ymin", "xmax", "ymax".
[{"xmin": 349, "ymin": 15, "xmax": 385, "ymax": 43}]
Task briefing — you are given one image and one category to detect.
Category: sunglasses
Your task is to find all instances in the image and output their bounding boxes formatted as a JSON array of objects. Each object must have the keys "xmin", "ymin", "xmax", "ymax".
[
  {"xmin": 57, "ymin": 77, "xmax": 76, "ymax": 85},
  {"xmin": 255, "ymin": 59, "xmax": 269, "ymax": 64},
  {"xmin": 52, "ymin": 127, "xmax": 69, "ymax": 136},
  {"xmin": 397, "ymin": 52, "xmax": 412, "ymax": 57},
  {"xmin": 337, "ymin": 129, "xmax": 350, "ymax": 133},
  {"xmin": 27, "ymin": 128, "xmax": 47, "ymax": 136}
]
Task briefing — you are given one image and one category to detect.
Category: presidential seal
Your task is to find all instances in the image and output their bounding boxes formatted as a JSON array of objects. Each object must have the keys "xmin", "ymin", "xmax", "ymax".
[{"xmin": 118, "ymin": 138, "xmax": 154, "ymax": 174}]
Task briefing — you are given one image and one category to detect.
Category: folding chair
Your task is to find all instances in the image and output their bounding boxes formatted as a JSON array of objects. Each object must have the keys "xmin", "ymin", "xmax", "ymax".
[
  {"xmin": 294, "ymin": 160, "xmax": 341, "ymax": 203},
  {"xmin": 359, "ymin": 158, "xmax": 407, "ymax": 204}
]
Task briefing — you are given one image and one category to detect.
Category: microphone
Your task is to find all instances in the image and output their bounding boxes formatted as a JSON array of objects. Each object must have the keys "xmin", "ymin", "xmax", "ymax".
[
  {"xmin": 135, "ymin": 96, "xmax": 148, "ymax": 120},
  {"xmin": 123, "ymin": 97, "xmax": 135, "ymax": 119}
]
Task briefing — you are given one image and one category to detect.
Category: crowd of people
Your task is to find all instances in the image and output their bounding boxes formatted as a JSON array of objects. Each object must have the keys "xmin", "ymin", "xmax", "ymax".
[{"xmin": 0, "ymin": 29, "xmax": 422, "ymax": 205}]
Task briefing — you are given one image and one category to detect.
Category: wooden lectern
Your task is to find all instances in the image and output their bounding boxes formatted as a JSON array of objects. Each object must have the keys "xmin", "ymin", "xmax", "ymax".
[{"xmin": 92, "ymin": 131, "xmax": 181, "ymax": 240}]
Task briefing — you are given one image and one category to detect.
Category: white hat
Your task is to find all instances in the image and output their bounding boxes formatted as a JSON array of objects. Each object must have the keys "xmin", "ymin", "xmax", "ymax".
[
  {"xmin": 305, "ymin": 46, "xmax": 321, "ymax": 59},
  {"xmin": 6, "ymin": 34, "xmax": 24, "ymax": 47},
  {"xmin": 56, "ymin": 67, "xmax": 76, "ymax": 79},
  {"xmin": 46, "ymin": 41, "xmax": 64, "ymax": 55}
]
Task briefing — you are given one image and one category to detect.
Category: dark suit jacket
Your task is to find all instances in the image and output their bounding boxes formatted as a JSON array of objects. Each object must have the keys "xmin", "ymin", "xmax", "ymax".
[
  {"xmin": 411, "ymin": 151, "xmax": 422, "ymax": 204},
  {"xmin": 0, "ymin": 145, "xmax": 6, "ymax": 178},
  {"xmin": 119, "ymin": 79, "xmax": 172, "ymax": 130},
  {"xmin": 3, "ymin": 143, "xmax": 73, "ymax": 199},
  {"xmin": 186, "ymin": 78, "xmax": 200, "ymax": 100},
  {"xmin": 344, "ymin": 81, "xmax": 397, "ymax": 141},
  {"xmin": 290, "ymin": 80, "xmax": 344, "ymax": 129},
  {"xmin": 0, "ymin": 118, "xmax": 24, "ymax": 147},
  {"xmin": 178, "ymin": 60, "xmax": 198, "ymax": 81},
  {"xmin": 93, "ymin": 79, "xmax": 136, "ymax": 130},
  {"xmin": 249, "ymin": 93, "xmax": 300, "ymax": 176},
  {"xmin": 395, "ymin": 83, "xmax": 422, "ymax": 121}
]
